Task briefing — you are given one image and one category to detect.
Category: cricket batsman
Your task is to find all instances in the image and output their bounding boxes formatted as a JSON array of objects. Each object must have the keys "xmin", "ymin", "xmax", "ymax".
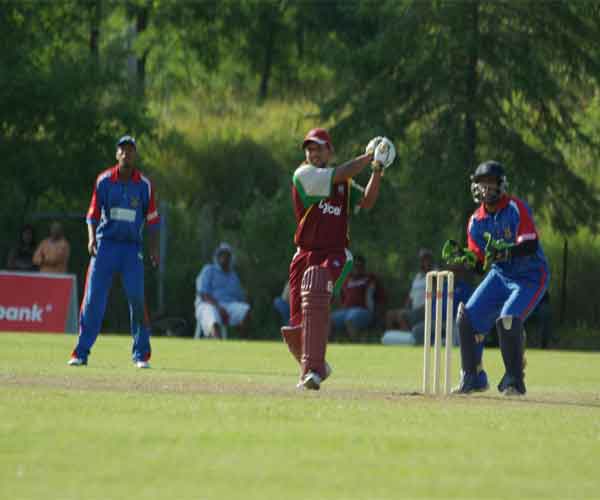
[
  {"xmin": 68, "ymin": 135, "xmax": 160, "ymax": 368},
  {"xmin": 443, "ymin": 160, "xmax": 549, "ymax": 395},
  {"xmin": 281, "ymin": 128, "xmax": 396, "ymax": 390}
]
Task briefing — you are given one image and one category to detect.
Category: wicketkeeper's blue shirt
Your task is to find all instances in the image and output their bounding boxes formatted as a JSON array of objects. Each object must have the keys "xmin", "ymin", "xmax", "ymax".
[
  {"xmin": 464, "ymin": 194, "xmax": 549, "ymax": 332},
  {"xmin": 467, "ymin": 195, "xmax": 548, "ymax": 279}
]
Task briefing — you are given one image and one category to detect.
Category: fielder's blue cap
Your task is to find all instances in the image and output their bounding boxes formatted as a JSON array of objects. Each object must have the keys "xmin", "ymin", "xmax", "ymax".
[{"xmin": 116, "ymin": 135, "xmax": 136, "ymax": 149}]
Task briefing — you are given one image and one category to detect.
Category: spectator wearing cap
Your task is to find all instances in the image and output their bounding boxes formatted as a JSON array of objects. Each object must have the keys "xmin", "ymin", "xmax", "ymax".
[
  {"xmin": 33, "ymin": 220, "xmax": 71, "ymax": 274},
  {"xmin": 67, "ymin": 134, "xmax": 160, "ymax": 368},
  {"xmin": 385, "ymin": 248, "xmax": 435, "ymax": 332},
  {"xmin": 194, "ymin": 242, "xmax": 251, "ymax": 339}
]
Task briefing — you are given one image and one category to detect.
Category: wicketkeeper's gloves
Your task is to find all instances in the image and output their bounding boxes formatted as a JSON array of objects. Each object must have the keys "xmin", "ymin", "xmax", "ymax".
[
  {"xmin": 482, "ymin": 232, "xmax": 514, "ymax": 271},
  {"xmin": 441, "ymin": 239, "xmax": 478, "ymax": 270}
]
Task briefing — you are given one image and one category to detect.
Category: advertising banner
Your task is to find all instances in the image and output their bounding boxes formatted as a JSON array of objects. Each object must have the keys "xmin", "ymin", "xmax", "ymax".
[{"xmin": 0, "ymin": 271, "xmax": 78, "ymax": 333}]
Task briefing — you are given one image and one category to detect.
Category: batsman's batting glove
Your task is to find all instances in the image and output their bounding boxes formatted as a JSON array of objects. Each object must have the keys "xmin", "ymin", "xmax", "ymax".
[
  {"xmin": 371, "ymin": 162, "xmax": 384, "ymax": 174},
  {"xmin": 365, "ymin": 136, "xmax": 383, "ymax": 155},
  {"xmin": 373, "ymin": 137, "xmax": 396, "ymax": 169}
]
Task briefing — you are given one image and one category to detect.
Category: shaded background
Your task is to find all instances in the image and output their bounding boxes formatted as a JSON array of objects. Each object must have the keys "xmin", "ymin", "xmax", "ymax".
[{"xmin": 2, "ymin": 0, "xmax": 600, "ymax": 346}]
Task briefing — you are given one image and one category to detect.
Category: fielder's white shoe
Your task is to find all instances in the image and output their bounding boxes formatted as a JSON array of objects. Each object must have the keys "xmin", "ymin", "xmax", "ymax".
[
  {"xmin": 135, "ymin": 360, "xmax": 151, "ymax": 369},
  {"xmin": 67, "ymin": 357, "xmax": 86, "ymax": 366}
]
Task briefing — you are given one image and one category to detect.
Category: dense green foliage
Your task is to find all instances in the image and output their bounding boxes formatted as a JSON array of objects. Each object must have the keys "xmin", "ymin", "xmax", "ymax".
[
  {"xmin": 323, "ymin": 1, "xmax": 600, "ymax": 235},
  {"xmin": 2, "ymin": 333, "xmax": 600, "ymax": 499},
  {"xmin": 1, "ymin": 1, "xmax": 600, "ymax": 338}
]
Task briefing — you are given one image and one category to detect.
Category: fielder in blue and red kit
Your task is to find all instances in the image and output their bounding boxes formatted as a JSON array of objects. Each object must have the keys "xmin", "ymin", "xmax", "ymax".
[
  {"xmin": 451, "ymin": 160, "xmax": 549, "ymax": 395},
  {"xmin": 69, "ymin": 135, "xmax": 160, "ymax": 367}
]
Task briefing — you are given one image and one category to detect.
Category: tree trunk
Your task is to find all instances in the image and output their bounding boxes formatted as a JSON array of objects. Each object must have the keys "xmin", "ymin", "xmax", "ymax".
[
  {"xmin": 198, "ymin": 203, "xmax": 215, "ymax": 263},
  {"xmin": 461, "ymin": 0, "xmax": 480, "ymax": 239},
  {"xmin": 296, "ymin": 17, "xmax": 304, "ymax": 60},
  {"xmin": 89, "ymin": 0, "xmax": 101, "ymax": 65},
  {"xmin": 464, "ymin": 0, "xmax": 479, "ymax": 171},
  {"xmin": 560, "ymin": 238, "xmax": 568, "ymax": 324},
  {"xmin": 136, "ymin": 4, "xmax": 149, "ymax": 98},
  {"xmin": 258, "ymin": 17, "xmax": 277, "ymax": 102}
]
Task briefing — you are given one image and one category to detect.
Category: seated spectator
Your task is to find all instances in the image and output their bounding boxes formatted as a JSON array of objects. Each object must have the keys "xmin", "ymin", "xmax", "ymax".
[
  {"xmin": 6, "ymin": 224, "xmax": 38, "ymax": 272},
  {"xmin": 385, "ymin": 248, "xmax": 434, "ymax": 332},
  {"xmin": 194, "ymin": 242, "xmax": 251, "ymax": 339},
  {"xmin": 33, "ymin": 221, "xmax": 71, "ymax": 273},
  {"xmin": 273, "ymin": 281, "xmax": 290, "ymax": 326},
  {"xmin": 331, "ymin": 255, "xmax": 385, "ymax": 341}
]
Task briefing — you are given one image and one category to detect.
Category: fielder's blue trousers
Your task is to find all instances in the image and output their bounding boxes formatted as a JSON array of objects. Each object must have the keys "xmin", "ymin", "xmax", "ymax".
[{"xmin": 73, "ymin": 239, "xmax": 151, "ymax": 362}]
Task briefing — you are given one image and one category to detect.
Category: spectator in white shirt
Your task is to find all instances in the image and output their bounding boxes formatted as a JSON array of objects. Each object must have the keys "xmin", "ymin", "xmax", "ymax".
[{"xmin": 385, "ymin": 248, "xmax": 434, "ymax": 331}]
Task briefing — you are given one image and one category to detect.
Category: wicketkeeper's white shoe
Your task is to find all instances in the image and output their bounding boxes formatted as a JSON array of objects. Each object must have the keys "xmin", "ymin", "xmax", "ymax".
[
  {"xmin": 67, "ymin": 357, "xmax": 86, "ymax": 366},
  {"xmin": 135, "ymin": 360, "xmax": 151, "ymax": 369}
]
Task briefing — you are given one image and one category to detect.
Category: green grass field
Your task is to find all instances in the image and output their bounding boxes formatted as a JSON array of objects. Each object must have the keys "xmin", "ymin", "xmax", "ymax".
[{"xmin": 1, "ymin": 333, "xmax": 599, "ymax": 500}]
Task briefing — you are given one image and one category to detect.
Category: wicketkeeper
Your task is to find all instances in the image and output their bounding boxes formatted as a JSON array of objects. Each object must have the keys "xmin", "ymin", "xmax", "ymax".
[
  {"xmin": 443, "ymin": 160, "xmax": 549, "ymax": 395},
  {"xmin": 282, "ymin": 128, "xmax": 395, "ymax": 390}
]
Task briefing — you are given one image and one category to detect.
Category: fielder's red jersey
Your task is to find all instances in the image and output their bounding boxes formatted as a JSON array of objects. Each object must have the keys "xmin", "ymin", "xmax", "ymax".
[{"xmin": 292, "ymin": 164, "xmax": 364, "ymax": 250}]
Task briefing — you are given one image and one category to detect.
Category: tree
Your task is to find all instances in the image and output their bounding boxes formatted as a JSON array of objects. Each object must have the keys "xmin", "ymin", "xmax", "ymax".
[
  {"xmin": 0, "ymin": 0, "xmax": 151, "ymax": 248},
  {"xmin": 321, "ymin": 0, "xmax": 600, "ymax": 239},
  {"xmin": 220, "ymin": 0, "xmax": 304, "ymax": 102}
]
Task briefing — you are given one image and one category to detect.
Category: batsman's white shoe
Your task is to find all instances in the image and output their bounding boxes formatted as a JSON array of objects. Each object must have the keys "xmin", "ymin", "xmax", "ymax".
[
  {"xmin": 296, "ymin": 362, "xmax": 332, "ymax": 390},
  {"xmin": 301, "ymin": 371, "xmax": 322, "ymax": 391},
  {"xmin": 67, "ymin": 357, "xmax": 86, "ymax": 366},
  {"xmin": 135, "ymin": 360, "xmax": 151, "ymax": 369}
]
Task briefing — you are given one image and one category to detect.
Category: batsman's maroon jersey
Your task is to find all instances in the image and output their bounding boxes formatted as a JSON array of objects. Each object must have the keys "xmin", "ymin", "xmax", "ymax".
[
  {"xmin": 287, "ymin": 163, "xmax": 364, "ymax": 326},
  {"xmin": 292, "ymin": 163, "xmax": 364, "ymax": 250}
]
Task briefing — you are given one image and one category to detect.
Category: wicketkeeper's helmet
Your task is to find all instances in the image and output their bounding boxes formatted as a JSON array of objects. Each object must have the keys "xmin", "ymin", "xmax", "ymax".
[{"xmin": 470, "ymin": 160, "xmax": 508, "ymax": 204}]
